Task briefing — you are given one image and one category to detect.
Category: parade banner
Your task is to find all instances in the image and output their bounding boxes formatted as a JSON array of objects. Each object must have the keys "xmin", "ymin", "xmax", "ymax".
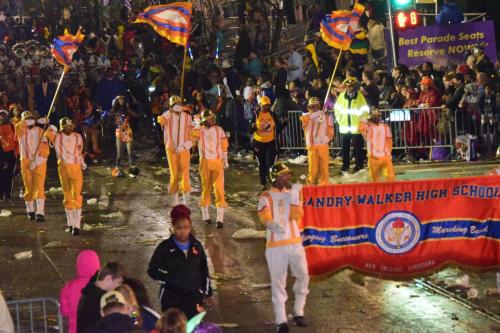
[
  {"xmin": 301, "ymin": 176, "xmax": 500, "ymax": 278},
  {"xmin": 397, "ymin": 20, "xmax": 496, "ymax": 67}
]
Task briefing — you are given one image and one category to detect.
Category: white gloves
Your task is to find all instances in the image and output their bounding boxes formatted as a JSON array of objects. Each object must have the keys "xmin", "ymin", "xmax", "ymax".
[
  {"xmin": 48, "ymin": 125, "xmax": 58, "ymax": 133},
  {"xmin": 223, "ymin": 153, "xmax": 229, "ymax": 169},
  {"xmin": 267, "ymin": 222, "xmax": 285, "ymax": 234},
  {"xmin": 29, "ymin": 156, "xmax": 46, "ymax": 170},
  {"xmin": 79, "ymin": 156, "xmax": 87, "ymax": 170},
  {"xmin": 183, "ymin": 141, "xmax": 193, "ymax": 150}
]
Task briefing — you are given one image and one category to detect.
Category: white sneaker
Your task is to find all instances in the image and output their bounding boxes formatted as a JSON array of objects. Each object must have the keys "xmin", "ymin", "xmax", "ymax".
[{"xmin": 172, "ymin": 193, "xmax": 180, "ymax": 206}]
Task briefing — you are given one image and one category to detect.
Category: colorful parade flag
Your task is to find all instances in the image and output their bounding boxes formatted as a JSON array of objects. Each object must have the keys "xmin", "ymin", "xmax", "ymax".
[
  {"xmin": 320, "ymin": 2, "xmax": 365, "ymax": 50},
  {"xmin": 301, "ymin": 175, "xmax": 500, "ymax": 278},
  {"xmin": 134, "ymin": 2, "xmax": 192, "ymax": 47},
  {"xmin": 50, "ymin": 28, "xmax": 85, "ymax": 67}
]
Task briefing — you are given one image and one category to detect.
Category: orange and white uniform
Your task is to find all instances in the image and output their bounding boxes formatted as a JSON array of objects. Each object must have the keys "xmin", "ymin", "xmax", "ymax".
[
  {"xmin": 192, "ymin": 125, "xmax": 228, "ymax": 222},
  {"xmin": 15, "ymin": 122, "xmax": 50, "ymax": 215},
  {"xmin": 46, "ymin": 127, "xmax": 85, "ymax": 229},
  {"xmin": 300, "ymin": 111, "xmax": 334, "ymax": 185},
  {"xmin": 359, "ymin": 120, "xmax": 395, "ymax": 182},
  {"xmin": 257, "ymin": 184, "xmax": 309, "ymax": 325},
  {"xmin": 158, "ymin": 106, "xmax": 193, "ymax": 202}
]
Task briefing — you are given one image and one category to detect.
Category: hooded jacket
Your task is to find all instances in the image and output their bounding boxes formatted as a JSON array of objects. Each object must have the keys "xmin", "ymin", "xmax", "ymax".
[
  {"xmin": 85, "ymin": 313, "xmax": 139, "ymax": 333},
  {"xmin": 60, "ymin": 250, "xmax": 101, "ymax": 333}
]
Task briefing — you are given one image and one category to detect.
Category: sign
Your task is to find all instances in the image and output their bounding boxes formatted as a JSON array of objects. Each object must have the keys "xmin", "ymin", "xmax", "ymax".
[
  {"xmin": 395, "ymin": 10, "xmax": 419, "ymax": 29},
  {"xmin": 397, "ymin": 20, "xmax": 496, "ymax": 67},
  {"xmin": 301, "ymin": 176, "xmax": 500, "ymax": 278}
]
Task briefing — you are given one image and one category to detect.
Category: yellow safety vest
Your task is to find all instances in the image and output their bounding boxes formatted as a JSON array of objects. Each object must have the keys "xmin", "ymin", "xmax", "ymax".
[{"xmin": 333, "ymin": 92, "xmax": 370, "ymax": 134}]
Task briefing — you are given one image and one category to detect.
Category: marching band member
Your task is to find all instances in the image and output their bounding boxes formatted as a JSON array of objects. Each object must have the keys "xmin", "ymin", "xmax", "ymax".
[
  {"xmin": 111, "ymin": 96, "xmax": 136, "ymax": 173},
  {"xmin": 257, "ymin": 163, "xmax": 309, "ymax": 333},
  {"xmin": 300, "ymin": 97, "xmax": 334, "ymax": 185},
  {"xmin": 191, "ymin": 110, "xmax": 229, "ymax": 228},
  {"xmin": 0, "ymin": 109, "xmax": 17, "ymax": 200},
  {"xmin": 158, "ymin": 95, "xmax": 193, "ymax": 206},
  {"xmin": 46, "ymin": 117, "xmax": 86, "ymax": 235},
  {"xmin": 359, "ymin": 109, "xmax": 395, "ymax": 182},
  {"xmin": 15, "ymin": 111, "xmax": 50, "ymax": 222}
]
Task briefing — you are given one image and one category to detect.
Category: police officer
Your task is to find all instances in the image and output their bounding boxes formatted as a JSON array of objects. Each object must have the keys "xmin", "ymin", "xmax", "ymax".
[{"xmin": 334, "ymin": 77, "xmax": 370, "ymax": 173}]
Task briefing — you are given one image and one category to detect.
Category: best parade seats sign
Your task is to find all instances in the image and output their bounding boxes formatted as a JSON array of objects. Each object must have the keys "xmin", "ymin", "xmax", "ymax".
[
  {"xmin": 397, "ymin": 20, "xmax": 496, "ymax": 67},
  {"xmin": 301, "ymin": 176, "xmax": 500, "ymax": 278}
]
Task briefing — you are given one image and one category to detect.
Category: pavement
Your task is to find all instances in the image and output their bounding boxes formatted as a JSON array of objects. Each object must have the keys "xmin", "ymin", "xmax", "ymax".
[{"xmin": 0, "ymin": 142, "xmax": 499, "ymax": 333}]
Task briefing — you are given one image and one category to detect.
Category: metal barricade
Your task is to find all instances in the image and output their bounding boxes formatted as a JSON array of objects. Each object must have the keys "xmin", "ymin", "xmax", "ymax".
[
  {"xmin": 279, "ymin": 107, "xmax": 456, "ymax": 156},
  {"xmin": 7, "ymin": 297, "xmax": 63, "ymax": 333}
]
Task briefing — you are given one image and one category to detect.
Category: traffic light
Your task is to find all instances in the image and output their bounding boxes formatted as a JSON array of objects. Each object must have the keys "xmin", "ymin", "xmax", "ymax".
[
  {"xmin": 393, "ymin": 0, "xmax": 413, "ymax": 9},
  {"xmin": 395, "ymin": 10, "xmax": 419, "ymax": 29}
]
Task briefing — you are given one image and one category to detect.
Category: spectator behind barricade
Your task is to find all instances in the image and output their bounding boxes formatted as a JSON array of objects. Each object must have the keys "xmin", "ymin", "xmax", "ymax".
[
  {"xmin": 459, "ymin": 82, "xmax": 482, "ymax": 136},
  {"xmin": 77, "ymin": 262, "xmax": 125, "ymax": 333},
  {"xmin": 243, "ymin": 50, "xmax": 263, "ymax": 78},
  {"xmin": 60, "ymin": 250, "xmax": 101, "ymax": 333},
  {"xmin": 367, "ymin": 18, "xmax": 386, "ymax": 60},
  {"xmin": 234, "ymin": 27, "xmax": 251, "ymax": 72},
  {"xmin": 476, "ymin": 72, "xmax": 488, "ymax": 95},
  {"xmin": 361, "ymin": 70, "xmax": 380, "ymax": 108},
  {"xmin": 123, "ymin": 278, "xmax": 161, "ymax": 332},
  {"xmin": 379, "ymin": 76, "xmax": 395, "ymax": 109},
  {"xmin": 34, "ymin": 69, "xmax": 56, "ymax": 118},
  {"xmin": 443, "ymin": 73, "xmax": 465, "ymax": 112},
  {"xmin": 85, "ymin": 290, "xmax": 139, "ymax": 333},
  {"xmin": 390, "ymin": 80, "xmax": 406, "ymax": 109},
  {"xmin": 304, "ymin": 54, "xmax": 319, "ymax": 89},
  {"xmin": 473, "ymin": 45, "xmax": 494, "ymax": 75},
  {"xmin": 272, "ymin": 58, "xmax": 290, "ymax": 120},
  {"xmin": 481, "ymin": 83, "xmax": 497, "ymax": 159},
  {"xmin": 465, "ymin": 54, "xmax": 477, "ymax": 76},
  {"xmin": 0, "ymin": 290, "xmax": 14, "ymax": 333},
  {"xmin": 287, "ymin": 44, "xmax": 304, "ymax": 84},
  {"xmin": 392, "ymin": 64, "xmax": 409, "ymax": 83},
  {"xmin": 95, "ymin": 68, "xmax": 126, "ymax": 112},
  {"xmin": 435, "ymin": 0, "xmax": 464, "ymax": 25}
]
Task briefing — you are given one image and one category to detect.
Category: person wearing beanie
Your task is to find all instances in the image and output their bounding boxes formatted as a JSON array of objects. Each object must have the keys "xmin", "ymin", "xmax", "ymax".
[{"xmin": 148, "ymin": 205, "xmax": 214, "ymax": 319}]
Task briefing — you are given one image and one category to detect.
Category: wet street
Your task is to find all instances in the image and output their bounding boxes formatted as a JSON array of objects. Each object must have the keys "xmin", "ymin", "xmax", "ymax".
[{"xmin": 1, "ymin": 141, "xmax": 499, "ymax": 332}]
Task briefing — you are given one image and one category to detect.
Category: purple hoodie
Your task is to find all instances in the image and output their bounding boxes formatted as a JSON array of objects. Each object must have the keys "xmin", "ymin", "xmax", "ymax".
[{"xmin": 60, "ymin": 250, "xmax": 101, "ymax": 333}]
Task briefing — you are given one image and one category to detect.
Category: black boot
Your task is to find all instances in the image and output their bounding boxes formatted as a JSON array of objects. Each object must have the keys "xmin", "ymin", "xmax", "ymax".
[
  {"xmin": 293, "ymin": 316, "xmax": 307, "ymax": 327},
  {"xmin": 216, "ymin": 221, "xmax": 224, "ymax": 229},
  {"xmin": 35, "ymin": 214, "xmax": 45, "ymax": 222},
  {"xmin": 27, "ymin": 212, "xmax": 36, "ymax": 220},
  {"xmin": 72, "ymin": 227, "xmax": 81, "ymax": 236},
  {"xmin": 204, "ymin": 219, "xmax": 212, "ymax": 225},
  {"xmin": 276, "ymin": 323, "xmax": 289, "ymax": 333}
]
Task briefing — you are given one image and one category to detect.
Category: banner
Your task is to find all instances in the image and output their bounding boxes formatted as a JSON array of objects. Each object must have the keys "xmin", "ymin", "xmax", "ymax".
[
  {"xmin": 397, "ymin": 20, "xmax": 496, "ymax": 67},
  {"xmin": 301, "ymin": 176, "xmax": 500, "ymax": 278}
]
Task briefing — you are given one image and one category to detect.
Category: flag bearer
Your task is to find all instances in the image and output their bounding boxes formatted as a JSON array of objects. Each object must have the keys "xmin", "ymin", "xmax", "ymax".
[
  {"xmin": 46, "ymin": 117, "xmax": 86, "ymax": 235},
  {"xmin": 257, "ymin": 162, "xmax": 309, "ymax": 333},
  {"xmin": 359, "ymin": 109, "xmax": 395, "ymax": 182},
  {"xmin": 158, "ymin": 95, "xmax": 193, "ymax": 206},
  {"xmin": 300, "ymin": 97, "xmax": 334, "ymax": 185},
  {"xmin": 191, "ymin": 110, "xmax": 229, "ymax": 228},
  {"xmin": 15, "ymin": 111, "xmax": 50, "ymax": 222}
]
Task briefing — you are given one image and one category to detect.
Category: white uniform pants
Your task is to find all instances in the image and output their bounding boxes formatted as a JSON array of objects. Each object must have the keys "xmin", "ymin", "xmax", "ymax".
[{"xmin": 265, "ymin": 243, "xmax": 309, "ymax": 324}]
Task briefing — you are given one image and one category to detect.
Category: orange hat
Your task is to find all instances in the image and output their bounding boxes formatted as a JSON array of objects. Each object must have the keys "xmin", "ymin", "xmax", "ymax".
[
  {"xmin": 420, "ymin": 76, "xmax": 433, "ymax": 86},
  {"xmin": 260, "ymin": 95, "xmax": 271, "ymax": 106}
]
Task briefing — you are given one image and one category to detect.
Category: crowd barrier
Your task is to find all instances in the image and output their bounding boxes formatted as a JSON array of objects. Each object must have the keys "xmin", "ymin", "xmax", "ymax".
[
  {"xmin": 6, "ymin": 297, "xmax": 63, "ymax": 333},
  {"xmin": 279, "ymin": 107, "xmax": 498, "ymax": 157}
]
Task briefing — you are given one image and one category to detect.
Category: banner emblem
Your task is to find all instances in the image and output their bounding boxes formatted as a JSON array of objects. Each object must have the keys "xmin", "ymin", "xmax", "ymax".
[{"xmin": 375, "ymin": 211, "xmax": 420, "ymax": 254}]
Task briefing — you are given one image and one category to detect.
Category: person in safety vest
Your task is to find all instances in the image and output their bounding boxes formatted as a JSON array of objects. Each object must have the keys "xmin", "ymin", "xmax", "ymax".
[
  {"xmin": 359, "ymin": 109, "xmax": 395, "ymax": 182},
  {"xmin": 300, "ymin": 97, "xmax": 334, "ymax": 185},
  {"xmin": 257, "ymin": 162, "xmax": 309, "ymax": 333},
  {"xmin": 334, "ymin": 77, "xmax": 370, "ymax": 173},
  {"xmin": 15, "ymin": 111, "xmax": 50, "ymax": 222},
  {"xmin": 0, "ymin": 109, "xmax": 17, "ymax": 200},
  {"xmin": 191, "ymin": 110, "xmax": 229, "ymax": 228},
  {"xmin": 46, "ymin": 117, "xmax": 86, "ymax": 235},
  {"xmin": 158, "ymin": 95, "xmax": 193, "ymax": 206}
]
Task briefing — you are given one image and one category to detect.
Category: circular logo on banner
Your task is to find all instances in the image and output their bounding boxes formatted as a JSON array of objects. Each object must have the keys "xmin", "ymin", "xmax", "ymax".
[{"xmin": 375, "ymin": 211, "xmax": 421, "ymax": 254}]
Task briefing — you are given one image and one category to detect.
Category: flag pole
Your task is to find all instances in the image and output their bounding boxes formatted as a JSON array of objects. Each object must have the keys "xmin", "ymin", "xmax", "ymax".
[
  {"xmin": 323, "ymin": 42, "xmax": 346, "ymax": 111},
  {"xmin": 32, "ymin": 65, "xmax": 69, "ymax": 161},
  {"xmin": 180, "ymin": 43, "xmax": 188, "ymax": 100}
]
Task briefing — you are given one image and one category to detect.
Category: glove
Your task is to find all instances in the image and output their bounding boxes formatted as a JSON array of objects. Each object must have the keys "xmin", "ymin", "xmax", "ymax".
[
  {"xmin": 267, "ymin": 222, "xmax": 285, "ymax": 234},
  {"xmin": 290, "ymin": 183, "xmax": 302, "ymax": 205},
  {"xmin": 183, "ymin": 141, "xmax": 193, "ymax": 150},
  {"xmin": 48, "ymin": 125, "xmax": 58, "ymax": 133},
  {"xmin": 175, "ymin": 146, "xmax": 183, "ymax": 153},
  {"xmin": 79, "ymin": 156, "xmax": 87, "ymax": 170},
  {"xmin": 223, "ymin": 153, "xmax": 229, "ymax": 169},
  {"xmin": 29, "ymin": 156, "xmax": 46, "ymax": 170}
]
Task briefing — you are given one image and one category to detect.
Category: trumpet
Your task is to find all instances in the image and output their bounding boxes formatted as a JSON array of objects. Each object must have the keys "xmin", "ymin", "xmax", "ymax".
[
  {"xmin": 12, "ymin": 42, "xmax": 26, "ymax": 59},
  {"xmin": 11, "ymin": 40, "xmax": 50, "ymax": 59}
]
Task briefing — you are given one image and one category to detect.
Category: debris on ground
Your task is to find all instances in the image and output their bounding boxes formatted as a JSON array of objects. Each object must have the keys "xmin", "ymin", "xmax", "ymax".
[
  {"xmin": 154, "ymin": 168, "xmax": 169, "ymax": 176},
  {"xmin": 46, "ymin": 187, "xmax": 63, "ymax": 195},
  {"xmin": 217, "ymin": 323, "xmax": 239, "ymax": 328},
  {"xmin": 100, "ymin": 211, "xmax": 124, "ymax": 218},
  {"xmin": 86, "ymin": 198, "xmax": 98, "ymax": 205},
  {"xmin": 467, "ymin": 288, "xmax": 478, "ymax": 299},
  {"xmin": 0, "ymin": 209, "xmax": 12, "ymax": 217},
  {"xmin": 43, "ymin": 241, "xmax": 65, "ymax": 249},
  {"xmin": 83, "ymin": 223, "xmax": 106, "ymax": 231},
  {"xmin": 250, "ymin": 283, "xmax": 271, "ymax": 289},
  {"xmin": 232, "ymin": 228, "xmax": 266, "ymax": 239},
  {"xmin": 14, "ymin": 251, "xmax": 32, "ymax": 260}
]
